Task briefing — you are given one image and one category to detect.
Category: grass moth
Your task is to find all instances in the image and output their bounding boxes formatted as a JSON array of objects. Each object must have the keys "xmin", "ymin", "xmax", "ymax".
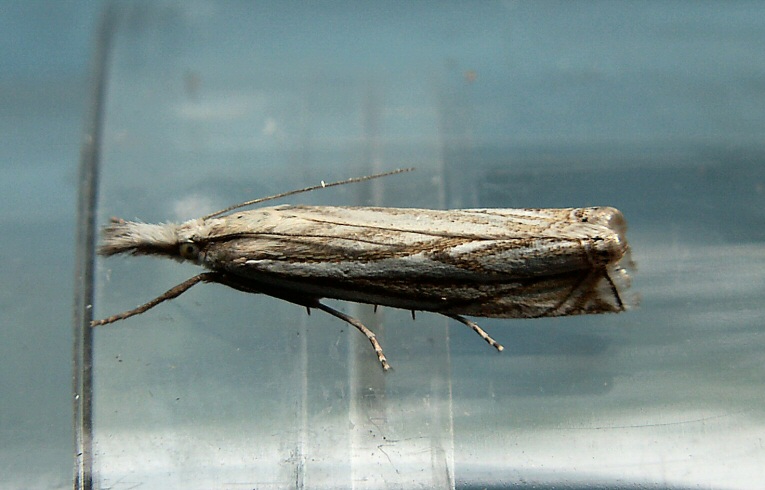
[{"xmin": 92, "ymin": 169, "xmax": 635, "ymax": 371}]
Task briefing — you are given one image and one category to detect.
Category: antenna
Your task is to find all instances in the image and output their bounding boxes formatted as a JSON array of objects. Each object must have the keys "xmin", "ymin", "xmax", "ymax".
[{"xmin": 203, "ymin": 167, "xmax": 414, "ymax": 219}]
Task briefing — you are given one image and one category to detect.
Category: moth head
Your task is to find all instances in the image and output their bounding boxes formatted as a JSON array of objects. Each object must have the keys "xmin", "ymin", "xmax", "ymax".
[
  {"xmin": 582, "ymin": 207, "xmax": 627, "ymax": 236},
  {"xmin": 98, "ymin": 218, "xmax": 202, "ymax": 263}
]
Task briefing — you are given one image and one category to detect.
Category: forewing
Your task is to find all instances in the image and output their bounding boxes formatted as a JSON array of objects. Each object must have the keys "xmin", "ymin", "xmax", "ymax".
[{"xmin": 197, "ymin": 205, "xmax": 633, "ymax": 317}]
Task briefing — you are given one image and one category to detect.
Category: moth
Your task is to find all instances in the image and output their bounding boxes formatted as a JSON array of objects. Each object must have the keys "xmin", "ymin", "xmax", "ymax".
[{"xmin": 92, "ymin": 169, "xmax": 635, "ymax": 370}]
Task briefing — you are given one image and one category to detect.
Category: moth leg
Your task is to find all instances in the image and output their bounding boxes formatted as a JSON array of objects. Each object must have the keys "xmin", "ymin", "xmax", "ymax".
[
  {"xmin": 91, "ymin": 272, "xmax": 218, "ymax": 327},
  {"xmin": 314, "ymin": 302, "xmax": 391, "ymax": 371},
  {"xmin": 206, "ymin": 275, "xmax": 394, "ymax": 369},
  {"xmin": 541, "ymin": 267, "xmax": 623, "ymax": 317},
  {"xmin": 446, "ymin": 314, "xmax": 504, "ymax": 352},
  {"xmin": 602, "ymin": 269, "xmax": 625, "ymax": 310}
]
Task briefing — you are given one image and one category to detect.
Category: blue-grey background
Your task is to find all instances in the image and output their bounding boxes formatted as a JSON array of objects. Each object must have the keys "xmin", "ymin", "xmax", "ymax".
[
  {"xmin": 2, "ymin": 1, "xmax": 765, "ymax": 489},
  {"xmin": 1, "ymin": 1, "xmax": 100, "ymax": 488}
]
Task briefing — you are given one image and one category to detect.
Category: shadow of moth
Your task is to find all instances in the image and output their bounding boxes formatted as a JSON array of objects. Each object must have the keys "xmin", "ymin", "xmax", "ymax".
[{"xmin": 91, "ymin": 169, "xmax": 635, "ymax": 371}]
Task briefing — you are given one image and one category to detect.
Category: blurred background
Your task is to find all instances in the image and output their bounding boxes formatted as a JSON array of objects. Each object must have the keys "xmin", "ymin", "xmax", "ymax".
[
  {"xmin": 2, "ymin": 2, "xmax": 764, "ymax": 489},
  {"xmin": 1, "ymin": 2, "xmax": 100, "ymax": 488}
]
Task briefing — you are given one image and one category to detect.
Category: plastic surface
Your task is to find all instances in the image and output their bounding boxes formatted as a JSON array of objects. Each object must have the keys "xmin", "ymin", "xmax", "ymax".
[{"xmin": 77, "ymin": 2, "xmax": 765, "ymax": 488}]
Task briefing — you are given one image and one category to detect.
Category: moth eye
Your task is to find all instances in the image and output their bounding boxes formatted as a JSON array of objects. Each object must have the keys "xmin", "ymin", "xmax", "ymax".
[{"xmin": 179, "ymin": 242, "xmax": 200, "ymax": 260}]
